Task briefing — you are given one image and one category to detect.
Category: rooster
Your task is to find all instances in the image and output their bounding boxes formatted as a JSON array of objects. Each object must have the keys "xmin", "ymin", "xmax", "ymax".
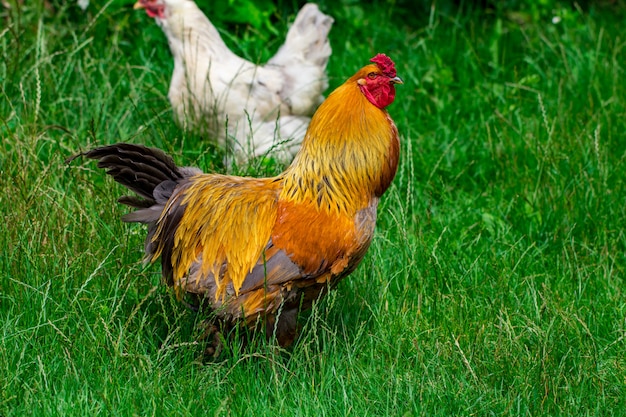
[
  {"xmin": 134, "ymin": 0, "xmax": 333, "ymax": 163},
  {"xmin": 69, "ymin": 54, "xmax": 402, "ymax": 347}
]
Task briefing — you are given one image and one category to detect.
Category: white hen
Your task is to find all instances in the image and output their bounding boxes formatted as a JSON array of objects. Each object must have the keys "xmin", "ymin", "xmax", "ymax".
[{"xmin": 134, "ymin": 0, "xmax": 333, "ymax": 163}]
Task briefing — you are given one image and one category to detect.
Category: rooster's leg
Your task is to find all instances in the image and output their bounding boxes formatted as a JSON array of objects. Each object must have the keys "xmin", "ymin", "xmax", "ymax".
[{"xmin": 197, "ymin": 322, "xmax": 224, "ymax": 358}]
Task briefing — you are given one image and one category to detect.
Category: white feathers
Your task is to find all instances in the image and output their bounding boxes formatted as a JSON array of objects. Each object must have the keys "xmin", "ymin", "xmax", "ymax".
[{"xmin": 149, "ymin": 0, "xmax": 333, "ymax": 163}]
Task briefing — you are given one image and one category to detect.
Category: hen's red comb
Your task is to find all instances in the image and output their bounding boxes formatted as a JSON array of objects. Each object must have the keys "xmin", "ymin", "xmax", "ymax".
[{"xmin": 370, "ymin": 54, "xmax": 396, "ymax": 78}]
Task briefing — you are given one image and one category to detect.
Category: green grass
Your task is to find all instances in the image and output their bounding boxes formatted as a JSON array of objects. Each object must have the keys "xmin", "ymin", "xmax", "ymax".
[{"xmin": 2, "ymin": 0, "xmax": 626, "ymax": 415}]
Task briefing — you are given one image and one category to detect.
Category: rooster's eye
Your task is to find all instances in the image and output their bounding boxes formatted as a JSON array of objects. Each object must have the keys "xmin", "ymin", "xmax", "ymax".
[{"xmin": 367, "ymin": 72, "xmax": 378, "ymax": 79}]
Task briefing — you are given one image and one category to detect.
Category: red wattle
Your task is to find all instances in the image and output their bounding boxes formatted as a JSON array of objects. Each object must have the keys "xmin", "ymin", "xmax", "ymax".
[
  {"xmin": 360, "ymin": 84, "xmax": 396, "ymax": 109},
  {"xmin": 146, "ymin": 6, "xmax": 165, "ymax": 19}
]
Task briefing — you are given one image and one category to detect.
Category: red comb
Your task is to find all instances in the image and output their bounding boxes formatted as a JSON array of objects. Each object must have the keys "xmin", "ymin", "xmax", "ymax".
[{"xmin": 370, "ymin": 54, "xmax": 396, "ymax": 78}]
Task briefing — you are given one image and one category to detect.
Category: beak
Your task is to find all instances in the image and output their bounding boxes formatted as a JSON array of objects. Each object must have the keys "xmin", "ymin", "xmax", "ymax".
[
  {"xmin": 133, "ymin": 1, "xmax": 145, "ymax": 10},
  {"xmin": 390, "ymin": 76, "xmax": 403, "ymax": 85}
]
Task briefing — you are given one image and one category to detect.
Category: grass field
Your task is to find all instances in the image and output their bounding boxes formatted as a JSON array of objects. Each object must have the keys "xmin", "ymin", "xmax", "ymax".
[{"xmin": 2, "ymin": 0, "xmax": 626, "ymax": 415}]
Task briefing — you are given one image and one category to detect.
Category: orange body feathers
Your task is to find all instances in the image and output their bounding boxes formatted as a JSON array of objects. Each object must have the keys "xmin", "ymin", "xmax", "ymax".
[{"xmin": 71, "ymin": 54, "xmax": 402, "ymax": 346}]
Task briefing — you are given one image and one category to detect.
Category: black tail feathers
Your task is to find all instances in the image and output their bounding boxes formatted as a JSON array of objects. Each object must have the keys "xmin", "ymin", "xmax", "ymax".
[{"xmin": 67, "ymin": 143, "xmax": 196, "ymax": 208}]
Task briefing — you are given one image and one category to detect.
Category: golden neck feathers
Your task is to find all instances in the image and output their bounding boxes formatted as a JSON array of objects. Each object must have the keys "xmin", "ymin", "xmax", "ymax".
[{"xmin": 280, "ymin": 68, "xmax": 400, "ymax": 215}]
